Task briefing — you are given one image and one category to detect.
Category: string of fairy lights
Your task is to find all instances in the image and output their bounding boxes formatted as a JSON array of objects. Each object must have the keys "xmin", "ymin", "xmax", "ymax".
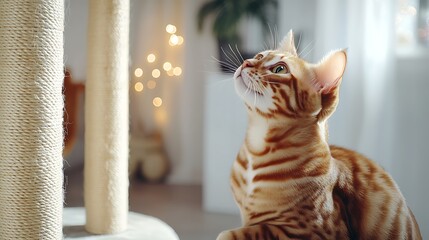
[{"xmin": 133, "ymin": 24, "xmax": 183, "ymax": 108}]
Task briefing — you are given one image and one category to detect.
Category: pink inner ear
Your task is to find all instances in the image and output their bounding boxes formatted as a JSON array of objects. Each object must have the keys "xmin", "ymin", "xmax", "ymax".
[{"xmin": 312, "ymin": 50, "xmax": 347, "ymax": 94}]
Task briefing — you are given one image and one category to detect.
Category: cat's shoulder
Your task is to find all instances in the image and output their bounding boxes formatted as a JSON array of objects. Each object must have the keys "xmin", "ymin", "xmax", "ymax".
[
  {"xmin": 329, "ymin": 145, "xmax": 397, "ymax": 193},
  {"xmin": 329, "ymin": 145, "xmax": 374, "ymax": 167},
  {"xmin": 329, "ymin": 145, "xmax": 389, "ymax": 179}
]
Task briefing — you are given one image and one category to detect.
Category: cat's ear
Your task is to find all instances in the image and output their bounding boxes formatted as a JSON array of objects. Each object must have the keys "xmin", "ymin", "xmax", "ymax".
[
  {"xmin": 312, "ymin": 49, "xmax": 347, "ymax": 94},
  {"xmin": 278, "ymin": 30, "xmax": 297, "ymax": 56}
]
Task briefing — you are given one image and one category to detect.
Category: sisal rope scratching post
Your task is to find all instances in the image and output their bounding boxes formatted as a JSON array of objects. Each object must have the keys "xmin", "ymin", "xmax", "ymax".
[
  {"xmin": 84, "ymin": 0, "xmax": 129, "ymax": 234},
  {"xmin": 0, "ymin": 0, "xmax": 64, "ymax": 239}
]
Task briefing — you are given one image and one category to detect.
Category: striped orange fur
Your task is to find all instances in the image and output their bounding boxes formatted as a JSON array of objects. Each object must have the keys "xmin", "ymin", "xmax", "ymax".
[{"xmin": 217, "ymin": 30, "xmax": 422, "ymax": 240}]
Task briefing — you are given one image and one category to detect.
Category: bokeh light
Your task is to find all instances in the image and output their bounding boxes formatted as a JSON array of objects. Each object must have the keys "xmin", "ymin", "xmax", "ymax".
[
  {"xmin": 163, "ymin": 62, "xmax": 172, "ymax": 71},
  {"xmin": 169, "ymin": 34, "xmax": 179, "ymax": 46},
  {"xmin": 152, "ymin": 69, "xmax": 161, "ymax": 78},
  {"xmin": 134, "ymin": 68, "xmax": 143, "ymax": 77},
  {"xmin": 147, "ymin": 53, "xmax": 156, "ymax": 63},
  {"xmin": 153, "ymin": 97, "xmax": 163, "ymax": 107},
  {"xmin": 165, "ymin": 24, "xmax": 177, "ymax": 34},
  {"xmin": 173, "ymin": 67, "xmax": 182, "ymax": 76},
  {"xmin": 134, "ymin": 82, "xmax": 144, "ymax": 92}
]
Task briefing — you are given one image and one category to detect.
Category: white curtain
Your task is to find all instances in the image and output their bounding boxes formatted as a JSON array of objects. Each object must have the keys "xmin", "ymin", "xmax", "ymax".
[
  {"xmin": 315, "ymin": 1, "xmax": 429, "ymax": 236},
  {"xmin": 315, "ymin": 0, "xmax": 396, "ymax": 170}
]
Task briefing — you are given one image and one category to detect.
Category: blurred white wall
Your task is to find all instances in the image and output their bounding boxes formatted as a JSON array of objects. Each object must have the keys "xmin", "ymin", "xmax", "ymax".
[{"xmin": 392, "ymin": 52, "xmax": 429, "ymax": 238}]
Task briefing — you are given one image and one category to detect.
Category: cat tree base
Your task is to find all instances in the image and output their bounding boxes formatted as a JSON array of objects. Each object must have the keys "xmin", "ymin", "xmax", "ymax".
[{"xmin": 63, "ymin": 207, "xmax": 179, "ymax": 240}]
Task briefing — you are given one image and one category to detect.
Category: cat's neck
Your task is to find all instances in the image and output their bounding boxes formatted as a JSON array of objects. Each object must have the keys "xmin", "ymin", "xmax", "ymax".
[{"xmin": 245, "ymin": 113, "xmax": 330, "ymax": 156}]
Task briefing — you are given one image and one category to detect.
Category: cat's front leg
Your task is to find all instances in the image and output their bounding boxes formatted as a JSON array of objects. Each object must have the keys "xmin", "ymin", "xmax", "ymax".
[{"xmin": 217, "ymin": 224, "xmax": 295, "ymax": 240}]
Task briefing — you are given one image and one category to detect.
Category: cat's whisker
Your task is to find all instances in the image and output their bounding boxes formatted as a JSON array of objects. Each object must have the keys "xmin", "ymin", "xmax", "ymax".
[
  {"xmin": 219, "ymin": 59, "xmax": 238, "ymax": 72},
  {"xmin": 244, "ymin": 82, "xmax": 252, "ymax": 96},
  {"xmin": 221, "ymin": 46, "xmax": 242, "ymax": 68},
  {"xmin": 228, "ymin": 44, "xmax": 243, "ymax": 66},
  {"xmin": 296, "ymin": 32, "xmax": 303, "ymax": 53},
  {"xmin": 268, "ymin": 24, "xmax": 275, "ymax": 50},
  {"xmin": 218, "ymin": 64, "xmax": 238, "ymax": 73},
  {"xmin": 235, "ymin": 44, "xmax": 245, "ymax": 62},
  {"xmin": 261, "ymin": 42, "xmax": 267, "ymax": 51},
  {"xmin": 210, "ymin": 60, "xmax": 236, "ymax": 70},
  {"xmin": 217, "ymin": 48, "xmax": 238, "ymax": 68},
  {"xmin": 199, "ymin": 70, "xmax": 232, "ymax": 76},
  {"xmin": 256, "ymin": 88, "xmax": 267, "ymax": 106},
  {"xmin": 252, "ymin": 85, "xmax": 257, "ymax": 107},
  {"xmin": 252, "ymin": 79, "xmax": 267, "ymax": 94},
  {"xmin": 265, "ymin": 43, "xmax": 271, "ymax": 51},
  {"xmin": 210, "ymin": 55, "xmax": 236, "ymax": 67},
  {"xmin": 300, "ymin": 45, "xmax": 315, "ymax": 60},
  {"xmin": 274, "ymin": 25, "xmax": 279, "ymax": 49},
  {"xmin": 207, "ymin": 65, "xmax": 236, "ymax": 74},
  {"xmin": 260, "ymin": 83, "xmax": 270, "ymax": 94},
  {"xmin": 210, "ymin": 56, "xmax": 239, "ymax": 72},
  {"xmin": 298, "ymin": 40, "xmax": 314, "ymax": 58},
  {"xmin": 199, "ymin": 61, "xmax": 236, "ymax": 75}
]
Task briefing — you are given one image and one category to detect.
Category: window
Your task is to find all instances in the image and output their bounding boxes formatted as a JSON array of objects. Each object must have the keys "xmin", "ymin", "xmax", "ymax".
[{"xmin": 396, "ymin": 0, "xmax": 429, "ymax": 47}]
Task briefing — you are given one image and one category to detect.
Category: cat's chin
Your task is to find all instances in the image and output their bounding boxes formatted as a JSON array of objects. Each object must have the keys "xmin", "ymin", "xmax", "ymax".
[
  {"xmin": 234, "ymin": 77, "xmax": 274, "ymax": 114},
  {"xmin": 234, "ymin": 75, "xmax": 261, "ymax": 103}
]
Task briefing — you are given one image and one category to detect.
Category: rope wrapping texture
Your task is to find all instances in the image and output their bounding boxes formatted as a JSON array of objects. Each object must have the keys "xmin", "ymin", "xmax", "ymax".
[
  {"xmin": 0, "ymin": 0, "xmax": 64, "ymax": 239},
  {"xmin": 84, "ymin": 0, "xmax": 130, "ymax": 234}
]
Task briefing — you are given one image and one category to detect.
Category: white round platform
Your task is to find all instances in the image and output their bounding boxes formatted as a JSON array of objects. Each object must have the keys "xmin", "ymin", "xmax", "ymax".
[{"xmin": 63, "ymin": 207, "xmax": 180, "ymax": 240}]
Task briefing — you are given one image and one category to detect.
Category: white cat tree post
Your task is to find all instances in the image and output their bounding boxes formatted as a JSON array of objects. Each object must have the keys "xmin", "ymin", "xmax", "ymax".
[
  {"xmin": 84, "ymin": 0, "xmax": 130, "ymax": 234},
  {"xmin": 0, "ymin": 0, "xmax": 64, "ymax": 239}
]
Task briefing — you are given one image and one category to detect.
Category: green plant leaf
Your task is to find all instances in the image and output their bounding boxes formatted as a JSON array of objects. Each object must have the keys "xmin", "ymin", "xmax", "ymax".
[{"xmin": 197, "ymin": 0, "xmax": 278, "ymax": 43}]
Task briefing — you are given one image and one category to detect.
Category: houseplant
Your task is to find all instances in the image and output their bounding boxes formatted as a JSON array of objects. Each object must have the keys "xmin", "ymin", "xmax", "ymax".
[{"xmin": 197, "ymin": 0, "xmax": 278, "ymax": 72}]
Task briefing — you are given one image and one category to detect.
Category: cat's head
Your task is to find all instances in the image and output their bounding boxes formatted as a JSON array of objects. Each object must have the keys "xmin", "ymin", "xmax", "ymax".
[{"xmin": 234, "ymin": 30, "xmax": 347, "ymax": 122}]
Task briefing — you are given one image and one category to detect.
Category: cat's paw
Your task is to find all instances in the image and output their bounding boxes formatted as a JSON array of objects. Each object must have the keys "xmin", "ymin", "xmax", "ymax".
[{"xmin": 216, "ymin": 230, "xmax": 234, "ymax": 240}]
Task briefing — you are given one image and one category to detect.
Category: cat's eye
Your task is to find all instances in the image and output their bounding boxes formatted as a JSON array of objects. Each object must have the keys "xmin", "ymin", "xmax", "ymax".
[{"xmin": 271, "ymin": 64, "xmax": 288, "ymax": 74}]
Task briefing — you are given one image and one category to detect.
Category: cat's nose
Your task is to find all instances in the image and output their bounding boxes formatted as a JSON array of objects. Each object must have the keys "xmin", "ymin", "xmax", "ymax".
[{"xmin": 242, "ymin": 60, "xmax": 254, "ymax": 69}]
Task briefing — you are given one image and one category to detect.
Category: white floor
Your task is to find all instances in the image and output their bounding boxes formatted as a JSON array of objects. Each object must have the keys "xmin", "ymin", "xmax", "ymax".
[{"xmin": 64, "ymin": 169, "xmax": 241, "ymax": 240}]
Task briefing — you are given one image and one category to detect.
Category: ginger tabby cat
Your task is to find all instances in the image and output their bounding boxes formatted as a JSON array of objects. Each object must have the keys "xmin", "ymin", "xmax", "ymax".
[{"xmin": 217, "ymin": 31, "xmax": 422, "ymax": 240}]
